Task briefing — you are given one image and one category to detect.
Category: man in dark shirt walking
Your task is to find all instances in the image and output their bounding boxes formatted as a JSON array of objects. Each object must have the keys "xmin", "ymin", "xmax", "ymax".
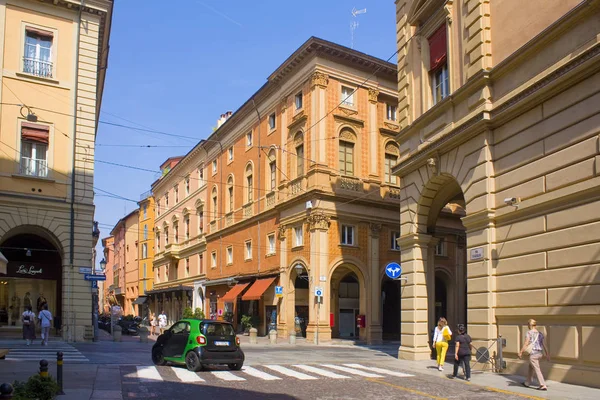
[{"xmin": 450, "ymin": 324, "xmax": 473, "ymax": 381}]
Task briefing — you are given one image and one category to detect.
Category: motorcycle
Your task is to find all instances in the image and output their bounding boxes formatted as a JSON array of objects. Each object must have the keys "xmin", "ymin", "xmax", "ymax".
[{"xmin": 118, "ymin": 316, "xmax": 142, "ymax": 335}]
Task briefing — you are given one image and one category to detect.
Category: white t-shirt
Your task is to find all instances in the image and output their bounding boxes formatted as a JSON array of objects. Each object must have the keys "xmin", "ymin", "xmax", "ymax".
[
  {"xmin": 433, "ymin": 326, "xmax": 452, "ymax": 344},
  {"xmin": 38, "ymin": 310, "xmax": 53, "ymax": 328},
  {"xmin": 158, "ymin": 314, "xmax": 167, "ymax": 327}
]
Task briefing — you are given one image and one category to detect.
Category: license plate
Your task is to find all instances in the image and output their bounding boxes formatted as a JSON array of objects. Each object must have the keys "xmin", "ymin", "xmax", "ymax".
[{"xmin": 215, "ymin": 341, "xmax": 229, "ymax": 346}]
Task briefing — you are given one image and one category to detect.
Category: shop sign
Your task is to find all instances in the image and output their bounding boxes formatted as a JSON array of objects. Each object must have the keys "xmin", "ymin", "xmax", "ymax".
[
  {"xmin": 6, "ymin": 262, "xmax": 59, "ymax": 280},
  {"xmin": 16, "ymin": 265, "xmax": 43, "ymax": 276}
]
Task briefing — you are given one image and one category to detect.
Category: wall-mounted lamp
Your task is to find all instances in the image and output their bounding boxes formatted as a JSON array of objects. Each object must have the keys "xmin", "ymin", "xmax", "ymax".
[{"xmin": 25, "ymin": 248, "xmax": 32, "ymax": 257}]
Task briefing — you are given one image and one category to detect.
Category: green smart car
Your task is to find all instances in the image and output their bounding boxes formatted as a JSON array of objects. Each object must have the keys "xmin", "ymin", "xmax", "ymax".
[{"xmin": 151, "ymin": 319, "xmax": 244, "ymax": 372}]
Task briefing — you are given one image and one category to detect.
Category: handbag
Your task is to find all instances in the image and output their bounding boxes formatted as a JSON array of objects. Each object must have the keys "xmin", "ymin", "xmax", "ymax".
[
  {"xmin": 524, "ymin": 332, "xmax": 539, "ymax": 355},
  {"xmin": 442, "ymin": 326, "xmax": 452, "ymax": 341}
]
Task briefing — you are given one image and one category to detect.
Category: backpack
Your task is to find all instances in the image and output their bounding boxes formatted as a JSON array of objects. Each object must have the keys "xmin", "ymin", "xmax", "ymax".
[{"xmin": 23, "ymin": 314, "xmax": 31, "ymax": 325}]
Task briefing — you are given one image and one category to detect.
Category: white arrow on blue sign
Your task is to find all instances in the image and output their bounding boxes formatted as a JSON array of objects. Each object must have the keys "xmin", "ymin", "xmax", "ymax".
[
  {"xmin": 385, "ymin": 262, "xmax": 402, "ymax": 279},
  {"xmin": 275, "ymin": 286, "xmax": 283, "ymax": 295},
  {"xmin": 84, "ymin": 274, "xmax": 106, "ymax": 281}
]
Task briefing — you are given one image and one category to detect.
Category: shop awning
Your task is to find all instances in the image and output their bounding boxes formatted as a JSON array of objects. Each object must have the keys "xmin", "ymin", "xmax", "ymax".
[
  {"xmin": 221, "ymin": 282, "xmax": 250, "ymax": 303},
  {"xmin": 132, "ymin": 297, "xmax": 147, "ymax": 305},
  {"xmin": 242, "ymin": 277, "xmax": 276, "ymax": 301}
]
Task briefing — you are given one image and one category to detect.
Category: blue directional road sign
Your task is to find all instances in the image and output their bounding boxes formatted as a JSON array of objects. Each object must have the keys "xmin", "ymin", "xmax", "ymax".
[
  {"xmin": 385, "ymin": 262, "xmax": 402, "ymax": 279},
  {"xmin": 275, "ymin": 286, "xmax": 283, "ymax": 297},
  {"xmin": 84, "ymin": 274, "xmax": 106, "ymax": 281}
]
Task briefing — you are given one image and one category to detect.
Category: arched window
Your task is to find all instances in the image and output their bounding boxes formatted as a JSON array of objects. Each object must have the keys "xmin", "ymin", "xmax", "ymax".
[
  {"xmin": 267, "ymin": 149, "xmax": 277, "ymax": 191},
  {"xmin": 195, "ymin": 199, "xmax": 204, "ymax": 235},
  {"xmin": 211, "ymin": 186, "xmax": 218, "ymax": 221},
  {"xmin": 294, "ymin": 131, "xmax": 304, "ymax": 177},
  {"xmin": 172, "ymin": 216, "xmax": 179, "ymax": 244},
  {"xmin": 339, "ymin": 128, "xmax": 356, "ymax": 176},
  {"xmin": 226, "ymin": 175, "xmax": 234, "ymax": 213},
  {"xmin": 245, "ymin": 163, "xmax": 253, "ymax": 203},
  {"xmin": 384, "ymin": 142, "xmax": 400, "ymax": 185}
]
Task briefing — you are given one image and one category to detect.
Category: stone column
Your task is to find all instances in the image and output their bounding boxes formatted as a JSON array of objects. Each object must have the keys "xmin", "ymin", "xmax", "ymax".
[
  {"xmin": 367, "ymin": 223, "xmax": 383, "ymax": 344},
  {"xmin": 278, "ymin": 224, "xmax": 289, "ymax": 337},
  {"xmin": 310, "ymin": 72, "xmax": 329, "ymax": 164},
  {"xmin": 305, "ymin": 212, "xmax": 331, "ymax": 343},
  {"xmin": 368, "ymin": 89, "xmax": 379, "ymax": 176},
  {"xmin": 397, "ymin": 233, "xmax": 433, "ymax": 360}
]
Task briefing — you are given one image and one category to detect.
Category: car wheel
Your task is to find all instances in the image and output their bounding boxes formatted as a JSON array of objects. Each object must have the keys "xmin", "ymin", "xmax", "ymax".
[
  {"xmin": 151, "ymin": 348, "xmax": 166, "ymax": 366},
  {"xmin": 228, "ymin": 363, "xmax": 243, "ymax": 371},
  {"xmin": 185, "ymin": 351, "xmax": 202, "ymax": 372}
]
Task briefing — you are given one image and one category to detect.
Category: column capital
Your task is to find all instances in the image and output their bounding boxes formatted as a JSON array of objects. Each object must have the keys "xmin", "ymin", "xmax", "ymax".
[
  {"xmin": 369, "ymin": 223, "xmax": 382, "ymax": 238},
  {"xmin": 368, "ymin": 88, "xmax": 380, "ymax": 103},
  {"xmin": 281, "ymin": 96, "xmax": 288, "ymax": 113},
  {"xmin": 310, "ymin": 71, "xmax": 329, "ymax": 89},
  {"xmin": 396, "ymin": 233, "xmax": 433, "ymax": 248},
  {"xmin": 307, "ymin": 211, "xmax": 330, "ymax": 232},
  {"xmin": 277, "ymin": 224, "xmax": 287, "ymax": 241}
]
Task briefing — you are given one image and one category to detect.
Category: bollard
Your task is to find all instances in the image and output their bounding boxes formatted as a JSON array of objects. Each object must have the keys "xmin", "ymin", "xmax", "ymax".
[
  {"xmin": 56, "ymin": 352, "xmax": 64, "ymax": 395},
  {"xmin": 113, "ymin": 324, "xmax": 122, "ymax": 342},
  {"xmin": 39, "ymin": 359, "xmax": 49, "ymax": 378},
  {"xmin": 249, "ymin": 327, "xmax": 258, "ymax": 344},
  {"xmin": 269, "ymin": 329, "xmax": 277, "ymax": 344},
  {"xmin": 138, "ymin": 326, "xmax": 149, "ymax": 343},
  {"xmin": 289, "ymin": 329, "xmax": 296, "ymax": 345},
  {"xmin": 0, "ymin": 383, "xmax": 14, "ymax": 399}
]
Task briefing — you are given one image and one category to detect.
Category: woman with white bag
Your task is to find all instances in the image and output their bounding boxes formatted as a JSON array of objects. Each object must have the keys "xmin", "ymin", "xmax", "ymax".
[{"xmin": 518, "ymin": 319, "xmax": 550, "ymax": 391}]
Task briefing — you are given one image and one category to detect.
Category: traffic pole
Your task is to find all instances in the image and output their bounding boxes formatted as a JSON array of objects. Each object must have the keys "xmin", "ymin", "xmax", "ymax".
[
  {"xmin": 39, "ymin": 359, "xmax": 48, "ymax": 378},
  {"xmin": 56, "ymin": 352, "xmax": 64, "ymax": 395}
]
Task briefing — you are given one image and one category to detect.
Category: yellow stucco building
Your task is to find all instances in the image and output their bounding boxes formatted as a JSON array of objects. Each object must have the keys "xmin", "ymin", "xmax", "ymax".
[
  {"xmin": 137, "ymin": 193, "xmax": 155, "ymax": 314},
  {"xmin": 394, "ymin": 0, "xmax": 600, "ymax": 388},
  {"xmin": 0, "ymin": 0, "xmax": 113, "ymax": 341}
]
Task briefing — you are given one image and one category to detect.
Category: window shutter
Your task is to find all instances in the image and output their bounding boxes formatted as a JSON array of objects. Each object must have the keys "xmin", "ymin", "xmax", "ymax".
[
  {"xmin": 21, "ymin": 122, "xmax": 49, "ymax": 144},
  {"xmin": 26, "ymin": 26, "xmax": 53, "ymax": 38},
  {"xmin": 428, "ymin": 24, "xmax": 447, "ymax": 71}
]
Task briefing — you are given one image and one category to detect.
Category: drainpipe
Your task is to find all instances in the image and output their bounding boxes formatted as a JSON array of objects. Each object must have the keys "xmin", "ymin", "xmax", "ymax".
[
  {"xmin": 68, "ymin": 0, "xmax": 84, "ymax": 343},
  {"xmin": 251, "ymin": 98, "xmax": 261, "ymax": 275}
]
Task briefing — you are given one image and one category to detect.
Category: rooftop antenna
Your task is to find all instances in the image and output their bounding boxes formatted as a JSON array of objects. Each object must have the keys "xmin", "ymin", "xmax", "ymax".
[{"xmin": 350, "ymin": 7, "xmax": 367, "ymax": 49}]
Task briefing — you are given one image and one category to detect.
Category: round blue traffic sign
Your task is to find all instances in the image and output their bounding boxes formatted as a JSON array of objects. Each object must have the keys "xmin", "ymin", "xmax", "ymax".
[{"xmin": 385, "ymin": 262, "xmax": 402, "ymax": 279}]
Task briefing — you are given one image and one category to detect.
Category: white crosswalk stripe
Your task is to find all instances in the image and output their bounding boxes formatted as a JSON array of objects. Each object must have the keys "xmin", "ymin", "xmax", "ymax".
[
  {"xmin": 1, "ymin": 340, "xmax": 88, "ymax": 362},
  {"xmin": 321, "ymin": 364, "xmax": 384, "ymax": 378},
  {"xmin": 171, "ymin": 367, "xmax": 205, "ymax": 382},
  {"xmin": 293, "ymin": 364, "xmax": 351, "ymax": 379},
  {"xmin": 264, "ymin": 365, "xmax": 318, "ymax": 380},
  {"xmin": 344, "ymin": 364, "xmax": 414, "ymax": 377},
  {"xmin": 211, "ymin": 370, "xmax": 246, "ymax": 381},
  {"xmin": 137, "ymin": 366, "xmax": 163, "ymax": 382},
  {"xmin": 241, "ymin": 366, "xmax": 281, "ymax": 381}
]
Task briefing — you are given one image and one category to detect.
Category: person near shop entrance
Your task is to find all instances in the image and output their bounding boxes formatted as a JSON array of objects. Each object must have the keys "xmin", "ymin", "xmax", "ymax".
[
  {"xmin": 158, "ymin": 311, "xmax": 167, "ymax": 335},
  {"xmin": 432, "ymin": 317, "xmax": 452, "ymax": 371},
  {"xmin": 22, "ymin": 305, "xmax": 36, "ymax": 346},
  {"xmin": 150, "ymin": 312, "xmax": 157, "ymax": 336},
  {"xmin": 38, "ymin": 303, "xmax": 53, "ymax": 346},
  {"xmin": 450, "ymin": 324, "xmax": 473, "ymax": 381}
]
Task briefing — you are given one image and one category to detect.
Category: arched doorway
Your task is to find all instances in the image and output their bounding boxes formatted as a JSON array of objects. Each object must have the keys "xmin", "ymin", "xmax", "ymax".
[
  {"xmin": 291, "ymin": 263, "xmax": 309, "ymax": 338},
  {"xmin": 0, "ymin": 231, "xmax": 62, "ymax": 331},
  {"xmin": 381, "ymin": 278, "xmax": 401, "ymax": 341},
  {"xmin": 330, "ymin": 265, "xmax": 362, "ymax": 339},
  {"xmin": 434, "ymin": 275, "xmax": 447, "ymax": 323}
]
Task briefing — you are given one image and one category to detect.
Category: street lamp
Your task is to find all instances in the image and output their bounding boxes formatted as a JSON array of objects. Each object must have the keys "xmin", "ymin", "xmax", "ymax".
[{"xmin": 99, "ymin": 258, "xmax": 107, "ymax": 272}]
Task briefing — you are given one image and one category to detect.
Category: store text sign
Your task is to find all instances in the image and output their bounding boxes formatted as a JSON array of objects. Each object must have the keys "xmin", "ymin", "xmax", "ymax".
[
  {"xmin": 6, "ymin": 261, "xmax": 60, "ymax": 280},
  {"xmin": 16, "ymin": 265, "xmax": 43, "ymax": 276}
]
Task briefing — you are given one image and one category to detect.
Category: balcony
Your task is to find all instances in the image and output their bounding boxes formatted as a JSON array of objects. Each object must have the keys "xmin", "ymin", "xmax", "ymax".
[
  {"xmin": 20, "ymin": 157, "xmax": 48, "ymax": 178},
  {"xmin": 338, "ymin": 176, "xmax": 362, "ymax": 192},
  {"xmin": 209, "ymin": 220, "xmax": 217, "ymax": 234},
  {"xmin": 225, "ymin": 212, "xmax": 234, "ymax": 227},
  {"xmin": 288, "ymin": 177, "xmax": 304, "ymax": 198},
  {"xmin": 23, "ymin": 58, "xmax": 53, "ymax": 79},
  {"xmin": 265, "ymin": 191, "xmax": 276, "ymax": 209},
  {"xmin": 243, "ymin": 203, "xmax": 254, "ymax": 218}
]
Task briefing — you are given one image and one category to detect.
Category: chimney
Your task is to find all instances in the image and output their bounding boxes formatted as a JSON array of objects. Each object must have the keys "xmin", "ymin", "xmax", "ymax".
[
  {"xmin": 217, "ymin": 113, "xmax": 227, "ymax": 128},
  {"xmin": 225, "ymin": 111, "xmax": 232, "ymax": 119}
]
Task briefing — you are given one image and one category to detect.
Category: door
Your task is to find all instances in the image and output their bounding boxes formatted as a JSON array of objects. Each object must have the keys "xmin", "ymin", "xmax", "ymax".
[
  {"xmin": 202, "ymin": 322, "xmax": 237, "ymax": 352},
  {"xmin": 339, "ymin": 309, "xmax": 355, "ymax": 337},
  {"xmin": 163, "ymin": 321, "xmax": 190, "ymax": 358},
  {"xmin": 265, "ymin": 306, "xmax": 277, "ymax": 333}
]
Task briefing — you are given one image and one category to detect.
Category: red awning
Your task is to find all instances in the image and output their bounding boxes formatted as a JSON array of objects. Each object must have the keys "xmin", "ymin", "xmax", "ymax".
[
  {"xmin": 221, "ymin": 282, "xmax": 249, "ymax": 303},
  {"xmin": 21, "ymin": 122, "xmax": 49, "ymax": 144},
  {"xmin": 26, "ymin": 26, "xmax": 53, "ymax": 38},
  {"xmin": 428, "ymin": 24, "xmax": 447, "ymax": 71},
  {"xmin": 242, "ymin": 277, "xmax": 276, "ymax": 301}
]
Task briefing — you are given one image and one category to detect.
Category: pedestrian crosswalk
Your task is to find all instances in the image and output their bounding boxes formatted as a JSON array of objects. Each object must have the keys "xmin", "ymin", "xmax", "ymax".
[
  {"xmin": 124, "ymin": 363, "xmax": 413, "ymax": 384},
  {"xmin": 1, "ymin": 340, "xmax": 88, "ymax": 362}
]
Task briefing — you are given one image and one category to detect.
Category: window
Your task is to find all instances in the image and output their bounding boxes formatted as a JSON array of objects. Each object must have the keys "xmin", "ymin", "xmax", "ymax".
[
  {"xmin": 269, "ymin": 160, "xmax": 276, "ymax": 191},
  {"xmin": 20, "ymin": 123, "xmax": 49, "ymax": 178},
  {"xmin": 173, "ymin": 223, "xmax": 179, "ymax": 244},
  {"xmin": 165, "ymin": 193, "xmax": 169, "ymax": 209},
  {"xmin": 339, "ymin": 140, "xmax": 354, "ymax": 176},
  {"xmin": 143, "ymin": 280, "xmax": 147, "ymax": 294},
  {"xmin": 211, "ymin": 251, "xmax": 217, "ymax": 268},
  {"xmin": 295, "ymin": 92, "xmax": 303, "ymax": 110},
  {"xmin": 429, "ymin": 25, "xmax": 449, "ymax": 105},
  {"xmin": 185, "ymin": 176, "xmax": 190, "ymax": 195},
  {"xmin": 142, "ymin": 243, "xmax": 148, "ymax": 259},
  {"xmin": 155, "ymin": 266, "xmax": 160, "ymax": 283},
  {"xmin": 247, "ymin": 175, "xmax": 253, "ymax": 202},
  {"xmin": 268, "ymin": 113, "xmax": 276, "ymax": 130},
  {"xmin": 185, "ymin": 258, "xmax": 190, "ymax": 277},
  {"xmin": 175, "ymin": 186, "xmax": 179, "ymax": 203},
  {"xmin": 386, "ymin": 104, "xmax": 397, "ymax": 121},
  {"xmin": 245, "ymin": 241, "xmax": 252, "ymax": 260},
  {"xmin": 212, "ymin": 160, "xmax": 217, "ymax": 174},
  {"xmin": 267, "ymin": 233, "xmax": 276, "ymax": 255},
  {"xmin": 211, "ymin": 188, "xmax": 218, "ymax": 221},
  {"xmin": 143, "ymin": 263, "xmax": 147, "ymax": 278},
  {"xmin": 143, "ymin": 204, "xmax": 147, "ymax": 219},
  {"xmin": 156, "ymin": 231, "xmax": 161, "ymax": 250},
  {"xmin": 245, "ymin": 164, "xmax": 253, "ymax": 203},
  {"xmin": 384, "ymin": 154, "xmax": 398, "ymax": 185},
  {"xmin": 143, "ymin": 225, "xmax": 148, "ymax": 240},
  {"xmin": 296, "ymin": 144, "xmax": 304, "ymax": 177},
  {"xmin": 246, "ymin": 131, "xmax": 253, "ymax": 147},
  {"xmin": 227, "ymin": 176, "xmax": 234, "ymax": 213},
  {"xmin": 435, "ymin": 238, "xmax": 446, "ymax": 256},
  {"xmin": 390, "ymin": 231, "xmax": 400, "ymax": 250},
  {"xmin": 199, "ymin": 253, "xmax": 204, "ymax": 274},
  {"xmin": 293, "ymin": 226, "xmax": 303, "ymax": 247},
  {"xmin": 226, "ymin": 246, "xmax": 233, "ymax": 265},
  {"xmin": 341, "ymin": 225, "xmax": 355, "ymax": 245},
  {"xmin": 24, "ymin": 27, "xmax": 53, "ymax": 78},
  {"xmin": 164, "ymin": 227, "xmax": 169, "ymax": 245},
  {"xmin": 157, "ymin": 200, "xmax": 161, "ymax": 216},
  {"xmin": 228, "ymin": 147, "xmax": 234, "ymax": 161},
  {"xmin": 185, "ymin": 216, "xmax": 190, "ymax": 240},
  {"xmin": 198, "ymin": 210, "xmax": 204, "ymax": 234},
  {"xmin": 198, "ymin": 166, "xmax": 205, "ymax": 186},
  {"xmin": 341, "ymin": 86, "xmax": 355, "ymax": 107}
]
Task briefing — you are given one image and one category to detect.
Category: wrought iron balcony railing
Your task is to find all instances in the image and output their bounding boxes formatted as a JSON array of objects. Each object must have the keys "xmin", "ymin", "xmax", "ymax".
[
  {"xmin": 20, "ymin": 157, "xmax": 48, "ymax": 178},
  {"xmin": 23, "ymin": 58, "xmax": 53, "ymax": 78}
]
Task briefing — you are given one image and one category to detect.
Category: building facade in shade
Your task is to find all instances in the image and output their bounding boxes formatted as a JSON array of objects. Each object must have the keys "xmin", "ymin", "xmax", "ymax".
[
  {"xmin": 108, "ymin": 209, "xmax": 138, "ymax": 315},
  {"xmin": 0, "ymin": 0, "xmax": 112, "ymax": 341},
  {"xmin": 136, "ymin": 193, "xmax": 155, "ymax": 316},
  {"xmin": 151, "ymin": 37, "xmax": 405, "ymax": 341},
  {"xmin": 393, "ymin": 0, "xmax": 600, "ymax": 387},
  {"xmin": 101, "ymin": 235, "xmax": 115, "ymax": 313},
  {"xmin": 149, "ymin": 156, "xmax": 207, "ymax": 324}
]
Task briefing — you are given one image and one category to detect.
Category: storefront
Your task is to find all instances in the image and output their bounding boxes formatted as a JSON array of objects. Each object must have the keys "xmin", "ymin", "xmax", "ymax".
[{"xmin": 145, "ymin": 285, "xmax": 192, "ymax": 325}]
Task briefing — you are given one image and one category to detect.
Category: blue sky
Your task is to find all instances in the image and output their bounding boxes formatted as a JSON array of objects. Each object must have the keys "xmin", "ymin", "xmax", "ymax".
[{"xmin": 94, "ymin": 0, "xmax": 397, "ymax": 263}]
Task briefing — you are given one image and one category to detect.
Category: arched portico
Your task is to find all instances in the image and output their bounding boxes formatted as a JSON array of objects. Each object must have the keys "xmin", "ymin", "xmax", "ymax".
[{"xmin": 328, "ymin": 260, "xmax": 368, "ymax": 341}]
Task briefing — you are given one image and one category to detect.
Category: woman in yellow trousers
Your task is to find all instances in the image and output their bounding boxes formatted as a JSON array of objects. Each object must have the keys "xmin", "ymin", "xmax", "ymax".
[{"xmin": 433, "ymin": 317, "xmax": 452, "ymax": 371}]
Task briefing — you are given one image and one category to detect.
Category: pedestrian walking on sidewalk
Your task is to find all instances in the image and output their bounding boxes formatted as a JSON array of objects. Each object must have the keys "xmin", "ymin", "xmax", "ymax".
[
  {"xmin": 519, "ymin": 319, "xmax": 550, "ymax": 391},
  {"xmin": 450, "ymin": 324, "xmax": 473, "ymax": 381},
  {"xmin": 38, "ymin": 303, "xmax": 53, "ymax": 346},
  {"xmin": 158, "ymin": 311, "xmax": 167, "ymax": 335},
  {"xmin": 150, "ymin": 312, "xmax": 157, "ymax": 336},
  {"xmin": 433, "ymin": 317, "xmax": 452, "ymax": 371},
  {"xmin": 22, "ymin": 305, "xmax": 36, "ymax": 346}
]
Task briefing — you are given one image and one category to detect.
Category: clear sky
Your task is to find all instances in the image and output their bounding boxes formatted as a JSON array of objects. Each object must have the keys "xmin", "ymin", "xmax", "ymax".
[{"xmin": 94, "ymin": 0, "xmax": 397, "ymax": 264}]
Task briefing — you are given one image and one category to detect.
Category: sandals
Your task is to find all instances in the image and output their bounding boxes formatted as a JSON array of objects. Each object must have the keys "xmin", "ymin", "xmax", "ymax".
[{"xmin": 537, "ymin": 386, "xmax": 547, "ymax": 391}]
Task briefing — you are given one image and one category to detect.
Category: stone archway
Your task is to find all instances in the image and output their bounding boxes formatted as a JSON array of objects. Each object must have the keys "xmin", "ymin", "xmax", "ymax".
[{"xmin": 329, "ymin": 262, "xmax": 367, "ymax": 340}]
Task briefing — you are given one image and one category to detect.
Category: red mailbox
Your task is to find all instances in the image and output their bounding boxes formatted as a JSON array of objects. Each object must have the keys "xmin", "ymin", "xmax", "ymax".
[
  {"xmin": 330, "ymin": 313, "xmax": 335, "ymax": 327},
  {"xmin": 356, "ymin": 315, "xmax": 366, "ymax": 328}
]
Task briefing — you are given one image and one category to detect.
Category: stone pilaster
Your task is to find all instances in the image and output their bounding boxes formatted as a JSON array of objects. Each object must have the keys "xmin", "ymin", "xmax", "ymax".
[
  {"xmin": 278, "ymin": 224, "xmax": 290, "ymax": 337},
  {"xmin": 367, "ymin": 223, "xmax": 383, "ymax": 344},
  {"xmin": 310, "ymin": 72, "xmax": 329, "ymax": 164},
  {"xmin": 368, "ymin": 89, "xmax": 379, "ymax": 176},
  {"xmin": 280, "ymin": 97, "xmax": 288, "ymax": 183}
]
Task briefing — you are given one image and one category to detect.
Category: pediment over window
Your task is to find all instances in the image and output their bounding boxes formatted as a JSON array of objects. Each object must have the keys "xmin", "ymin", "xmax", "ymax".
[{"xmin": 407, "ymin": 0, "xmax": 446, "ymax": 25}]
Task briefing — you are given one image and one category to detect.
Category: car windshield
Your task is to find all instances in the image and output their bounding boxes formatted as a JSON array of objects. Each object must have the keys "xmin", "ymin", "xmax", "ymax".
[{"xmin": 203, "ymin": 323, "xmax": 235, "ymax": 336}]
